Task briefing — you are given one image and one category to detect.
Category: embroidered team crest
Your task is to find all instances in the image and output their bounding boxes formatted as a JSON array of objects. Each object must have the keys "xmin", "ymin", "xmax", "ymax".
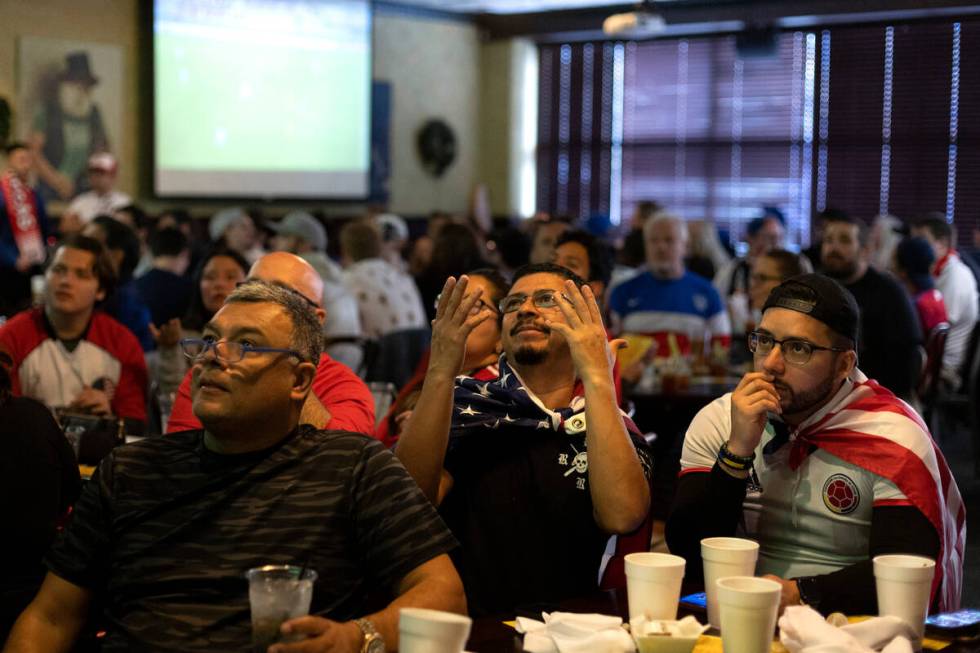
[{"xmin": 823, "ymin": 474, "xmax": 860, "ymax": 514}]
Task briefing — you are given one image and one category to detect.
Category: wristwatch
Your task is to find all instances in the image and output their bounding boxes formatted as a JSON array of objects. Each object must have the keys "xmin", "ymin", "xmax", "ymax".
[{"xmin": 354, "ymin": 617, "xmax": 385, "ymax": 653}]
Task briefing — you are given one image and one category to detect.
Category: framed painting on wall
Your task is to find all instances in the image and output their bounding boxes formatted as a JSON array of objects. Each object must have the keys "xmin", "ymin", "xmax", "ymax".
[{"xmin": 16, "ymin": 36, "xmax": 124, "ymax": 201}]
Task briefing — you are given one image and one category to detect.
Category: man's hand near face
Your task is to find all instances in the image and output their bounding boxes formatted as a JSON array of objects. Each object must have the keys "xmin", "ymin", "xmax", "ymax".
[
  {"xmin": 395, "ymin": 276, "xmax": 493, "ymax": 503},
  {"xmin": 728, "ymin": 372, "xmax": 782, "ymax": 458},
  {"xmin": 545, "ymin": 279, "xmax": 626, "ymax": 385},
  {"xmin": 546, "ymin": 279, "xmax": 650, "ymax": 535}
]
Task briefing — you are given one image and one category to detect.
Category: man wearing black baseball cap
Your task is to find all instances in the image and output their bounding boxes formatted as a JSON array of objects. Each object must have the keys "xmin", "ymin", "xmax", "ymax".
[{"xmin": 666, "ymin": 274, "xmax": 964, "ymax": 617}]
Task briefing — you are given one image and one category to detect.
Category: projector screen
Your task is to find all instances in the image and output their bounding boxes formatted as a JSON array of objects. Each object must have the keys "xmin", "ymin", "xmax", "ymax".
[{"xmin": 153, "ymin": 0, "xmax": 371, "ymax": 198}]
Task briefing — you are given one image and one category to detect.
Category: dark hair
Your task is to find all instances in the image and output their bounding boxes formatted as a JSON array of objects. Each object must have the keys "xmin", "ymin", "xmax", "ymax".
[
  {"xmin": 511, "ymin": 262, "xmax": 587, "ymax": 288},
  {"xmin": 633, "ymin": 201, "xmax": 662, "ymax": 224},
  {"xmin": 488, "ymin": 226, "xmax": 531, "ymax": 271},
  {"xmin": 821, "ymin": 212, "xmax": 870, "ymax": 247},
  {"xmin": 4, "ymin": 141, "xmax": 28, "ymax": 156},
  {"xmin": 426, "ymin": 223, "xmax": 486, "ymax": 281},
  {"xmin": 157, "ymin": 208, "xmax": 192, "ymax": 227},
  {"xmin": 183, "ymin": 247, "xmax": 249, "ymax": 332},
  {"xmin": 747, "ymin": 214, "xmax": 784, "ymax": 238},
  {"xmin": 91, "ymin": 215, "xmax": 141, "ymax": 283},
  {"xmin": 619, "ymin": 229, "xmax": 646, "ymax": 268},
  {"xmin": 760, "ymin": 249, "xmax": 813, "ymax": 280},
  {"xmin": 340, "ymin": 220, "xmax": 381, "ymax": 261},
  {"xmin": 114, "ymin": 204, "xmax": 149, "ymax": 230},
  {"xmin": 896, "ymin": 236, "xmax": 937, "ymax": 292},
  {"xmin": 555, "ymin": 229, "xmax": 613, "ymax": 288},
  {"xmin": 913, "ymin": 213, "xmax": 953, "ymax": 245},
  {"xmin": 52, "ymin": 234, "xmax": 118, "ymax": 297},
  {"xmin": 467, "ymin": 267, "xmax": 509, "ymax": 307},
  {"xmin": 225, "ymin": 280, "xmax": 323, "ymax": 366},
  {"xmin": 149, "ymin": 227, "xmax": 189, "ymax": 258}
]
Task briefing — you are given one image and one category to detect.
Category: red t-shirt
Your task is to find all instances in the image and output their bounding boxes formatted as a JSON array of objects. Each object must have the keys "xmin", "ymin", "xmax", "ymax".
[
  {"xmin": 915, "ymin": 289, "xmax": 949, "ymax": 334},
  {"xmin": 167, "ymin": 353, "xmax": 375, "ymax": 435}
]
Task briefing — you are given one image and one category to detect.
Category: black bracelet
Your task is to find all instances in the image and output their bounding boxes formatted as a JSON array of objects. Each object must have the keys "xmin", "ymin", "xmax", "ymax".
[{"xmin": 718, "ymin": 442, "xmax": 756, "ymax": 470}]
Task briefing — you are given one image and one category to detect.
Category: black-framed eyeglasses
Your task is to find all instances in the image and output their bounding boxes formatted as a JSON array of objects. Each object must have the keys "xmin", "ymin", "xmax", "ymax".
[
  {"xmin": 180, "ymin": 337, "xmax": 304, "ymax": 364},
  {"xmin": 434, "ymin": 294, "xmax": 500, "ymax": 316},
  {"xmin": 748, "ymin": 330, "xmax": 849, "ymax": 366},
  {"xmin": 498, "ymin": 289, "xmax": 569, "ymax": 314}
]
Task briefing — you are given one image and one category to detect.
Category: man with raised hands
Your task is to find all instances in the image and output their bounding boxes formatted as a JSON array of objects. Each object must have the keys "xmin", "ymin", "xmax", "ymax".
[
  {"xmin": 666, "ymin": 274, "xmax": 965, "ymax": 616},
  {"xmin": 396, "ymin": 263, "xmax": 653, "ymax": 616}
]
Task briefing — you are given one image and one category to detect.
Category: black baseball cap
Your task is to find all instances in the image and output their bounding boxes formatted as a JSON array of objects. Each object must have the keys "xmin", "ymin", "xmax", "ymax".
[{"xmin": 762, "ymin": 273, "xmax": 859, "ymax": 346}]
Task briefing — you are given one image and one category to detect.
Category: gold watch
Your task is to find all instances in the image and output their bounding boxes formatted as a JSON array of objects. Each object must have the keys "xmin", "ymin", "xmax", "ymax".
[{"xmin": 354, "ymin": 617, "xmax": 385, "ymax": 653}]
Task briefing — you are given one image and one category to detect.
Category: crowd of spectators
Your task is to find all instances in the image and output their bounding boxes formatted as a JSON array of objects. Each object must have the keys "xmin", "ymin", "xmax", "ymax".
[{"xmin": 0, "ymin": 135, "xmax": 971, "ymax": 651}]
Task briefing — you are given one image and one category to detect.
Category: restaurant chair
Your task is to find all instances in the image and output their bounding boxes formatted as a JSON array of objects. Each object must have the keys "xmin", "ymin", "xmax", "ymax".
[
  {"xmin": 930, "ymin": 321, "xmax": 980, "ymax": 475},
  {"xmin": 917, "ymin": 322, "xmax": 949, "ymax": 427},
  {"xmin": 360, "ymin": 327, "xmax": 432, "ymax": 389},
  {"xmin": 368, "ymin": 381, "xmax": 398, "ymax": 429}
]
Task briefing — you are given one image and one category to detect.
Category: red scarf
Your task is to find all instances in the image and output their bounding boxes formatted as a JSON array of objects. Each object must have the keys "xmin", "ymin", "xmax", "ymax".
[
  {"xmin": 0, "ymin": 171, "xmax": 45, "ymax": 265},
  {"xmin": 788, "ymin": 371, "xmax": 966, "ymax": 610},
  {"xmin": 932, "ymin": 250, "xmax": 956, "ymax": 277}
]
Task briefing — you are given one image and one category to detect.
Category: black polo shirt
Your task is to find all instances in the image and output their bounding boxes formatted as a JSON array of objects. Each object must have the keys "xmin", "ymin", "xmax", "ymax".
[{"xmin": 442, "ymin": 424, "xmax": 653, "ymax": 616}]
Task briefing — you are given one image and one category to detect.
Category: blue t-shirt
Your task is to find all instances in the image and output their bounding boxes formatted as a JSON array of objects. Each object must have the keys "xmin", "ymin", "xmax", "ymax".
[{"xmin": 609, "ymin": 270, "xmax": 730, "ymax": 354}]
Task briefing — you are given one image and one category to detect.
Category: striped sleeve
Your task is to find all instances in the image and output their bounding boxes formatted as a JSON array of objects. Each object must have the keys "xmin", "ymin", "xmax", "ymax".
[
  {"xmin": 351, "ymin": 440, "xmax": 458, "ymax": 590},
  {"xmin": 44, "ymin": 453, "xmax": 115, "ymax": 590}
]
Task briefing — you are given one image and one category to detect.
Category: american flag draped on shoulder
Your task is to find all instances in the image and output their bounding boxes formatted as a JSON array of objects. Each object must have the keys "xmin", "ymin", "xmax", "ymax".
[
  {"xmin": 450, "ymin": 356, "xmax": 638, "ymax": 439},
  {"xmin": 789, "ymin": 369, "xmax": 966, "ymax": 611}
]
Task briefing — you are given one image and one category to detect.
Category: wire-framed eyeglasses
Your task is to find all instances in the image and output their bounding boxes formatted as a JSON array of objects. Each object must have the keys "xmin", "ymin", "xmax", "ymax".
[
  {"xmin": 747, "ymin": 330, "xmax": 849, "ymax": 366},
  {"xmin": 180, "ymin": 337, "xmax": 304, "ymax": 364},
  {"xmin": 498, "ymin": 289, "xmax": 569, "ymax": 314}
]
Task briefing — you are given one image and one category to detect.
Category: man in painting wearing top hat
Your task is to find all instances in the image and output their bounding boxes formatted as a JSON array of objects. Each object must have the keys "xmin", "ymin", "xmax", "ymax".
[{"xmin": 27, "ymin": 51, "xmax": 110, "ymax": 200}]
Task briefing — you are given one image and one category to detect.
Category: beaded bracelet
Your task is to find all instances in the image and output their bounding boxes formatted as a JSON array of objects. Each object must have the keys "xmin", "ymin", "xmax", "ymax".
[{"xmin": 718, "ymin": 442, "xmax": 756, "ymax": 471}]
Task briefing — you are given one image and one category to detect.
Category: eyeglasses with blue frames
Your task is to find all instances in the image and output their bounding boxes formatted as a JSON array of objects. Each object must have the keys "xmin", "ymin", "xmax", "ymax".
[
  {"xmin": 498, "ymin": 289, "xmax": 570, "ymax": 314},
  {"xmin": 180, "ymin": 337, "xmax": 304, "ymax": 364},
  {"xmin": 747, "ymin": 330, "xmax": 849, "ymax": 366}
]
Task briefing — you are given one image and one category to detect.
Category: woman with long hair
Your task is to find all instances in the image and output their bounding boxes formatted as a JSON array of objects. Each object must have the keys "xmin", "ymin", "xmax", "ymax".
[
  {"xmin": 377, "ymin": 268, "xmax": 507, "ymax": 447},
  {"xmin": 150, "ymin": 247, "xmax": 249, "ymax": 396}
]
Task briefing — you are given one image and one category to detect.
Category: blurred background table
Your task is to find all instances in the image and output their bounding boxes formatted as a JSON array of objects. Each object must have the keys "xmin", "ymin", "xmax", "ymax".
[{"xmin": 626, "ymin": 376, "xmax": 741, "ymax": 523}]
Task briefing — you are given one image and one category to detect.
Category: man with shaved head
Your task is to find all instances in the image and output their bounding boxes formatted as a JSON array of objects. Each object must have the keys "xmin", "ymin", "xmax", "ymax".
[{"xmin": 166, "ymin": 252, "xmax": 375, "ymax": 434}]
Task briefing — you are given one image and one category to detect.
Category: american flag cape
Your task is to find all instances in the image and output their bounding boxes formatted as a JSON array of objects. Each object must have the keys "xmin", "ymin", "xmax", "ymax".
[
  {"xmin": 788, "ymin": 369, "xmax": 966, "ymax": 610},
  {"xmin": 450, "ymin": 356, "xmax": 639, "ymax": 439}
]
